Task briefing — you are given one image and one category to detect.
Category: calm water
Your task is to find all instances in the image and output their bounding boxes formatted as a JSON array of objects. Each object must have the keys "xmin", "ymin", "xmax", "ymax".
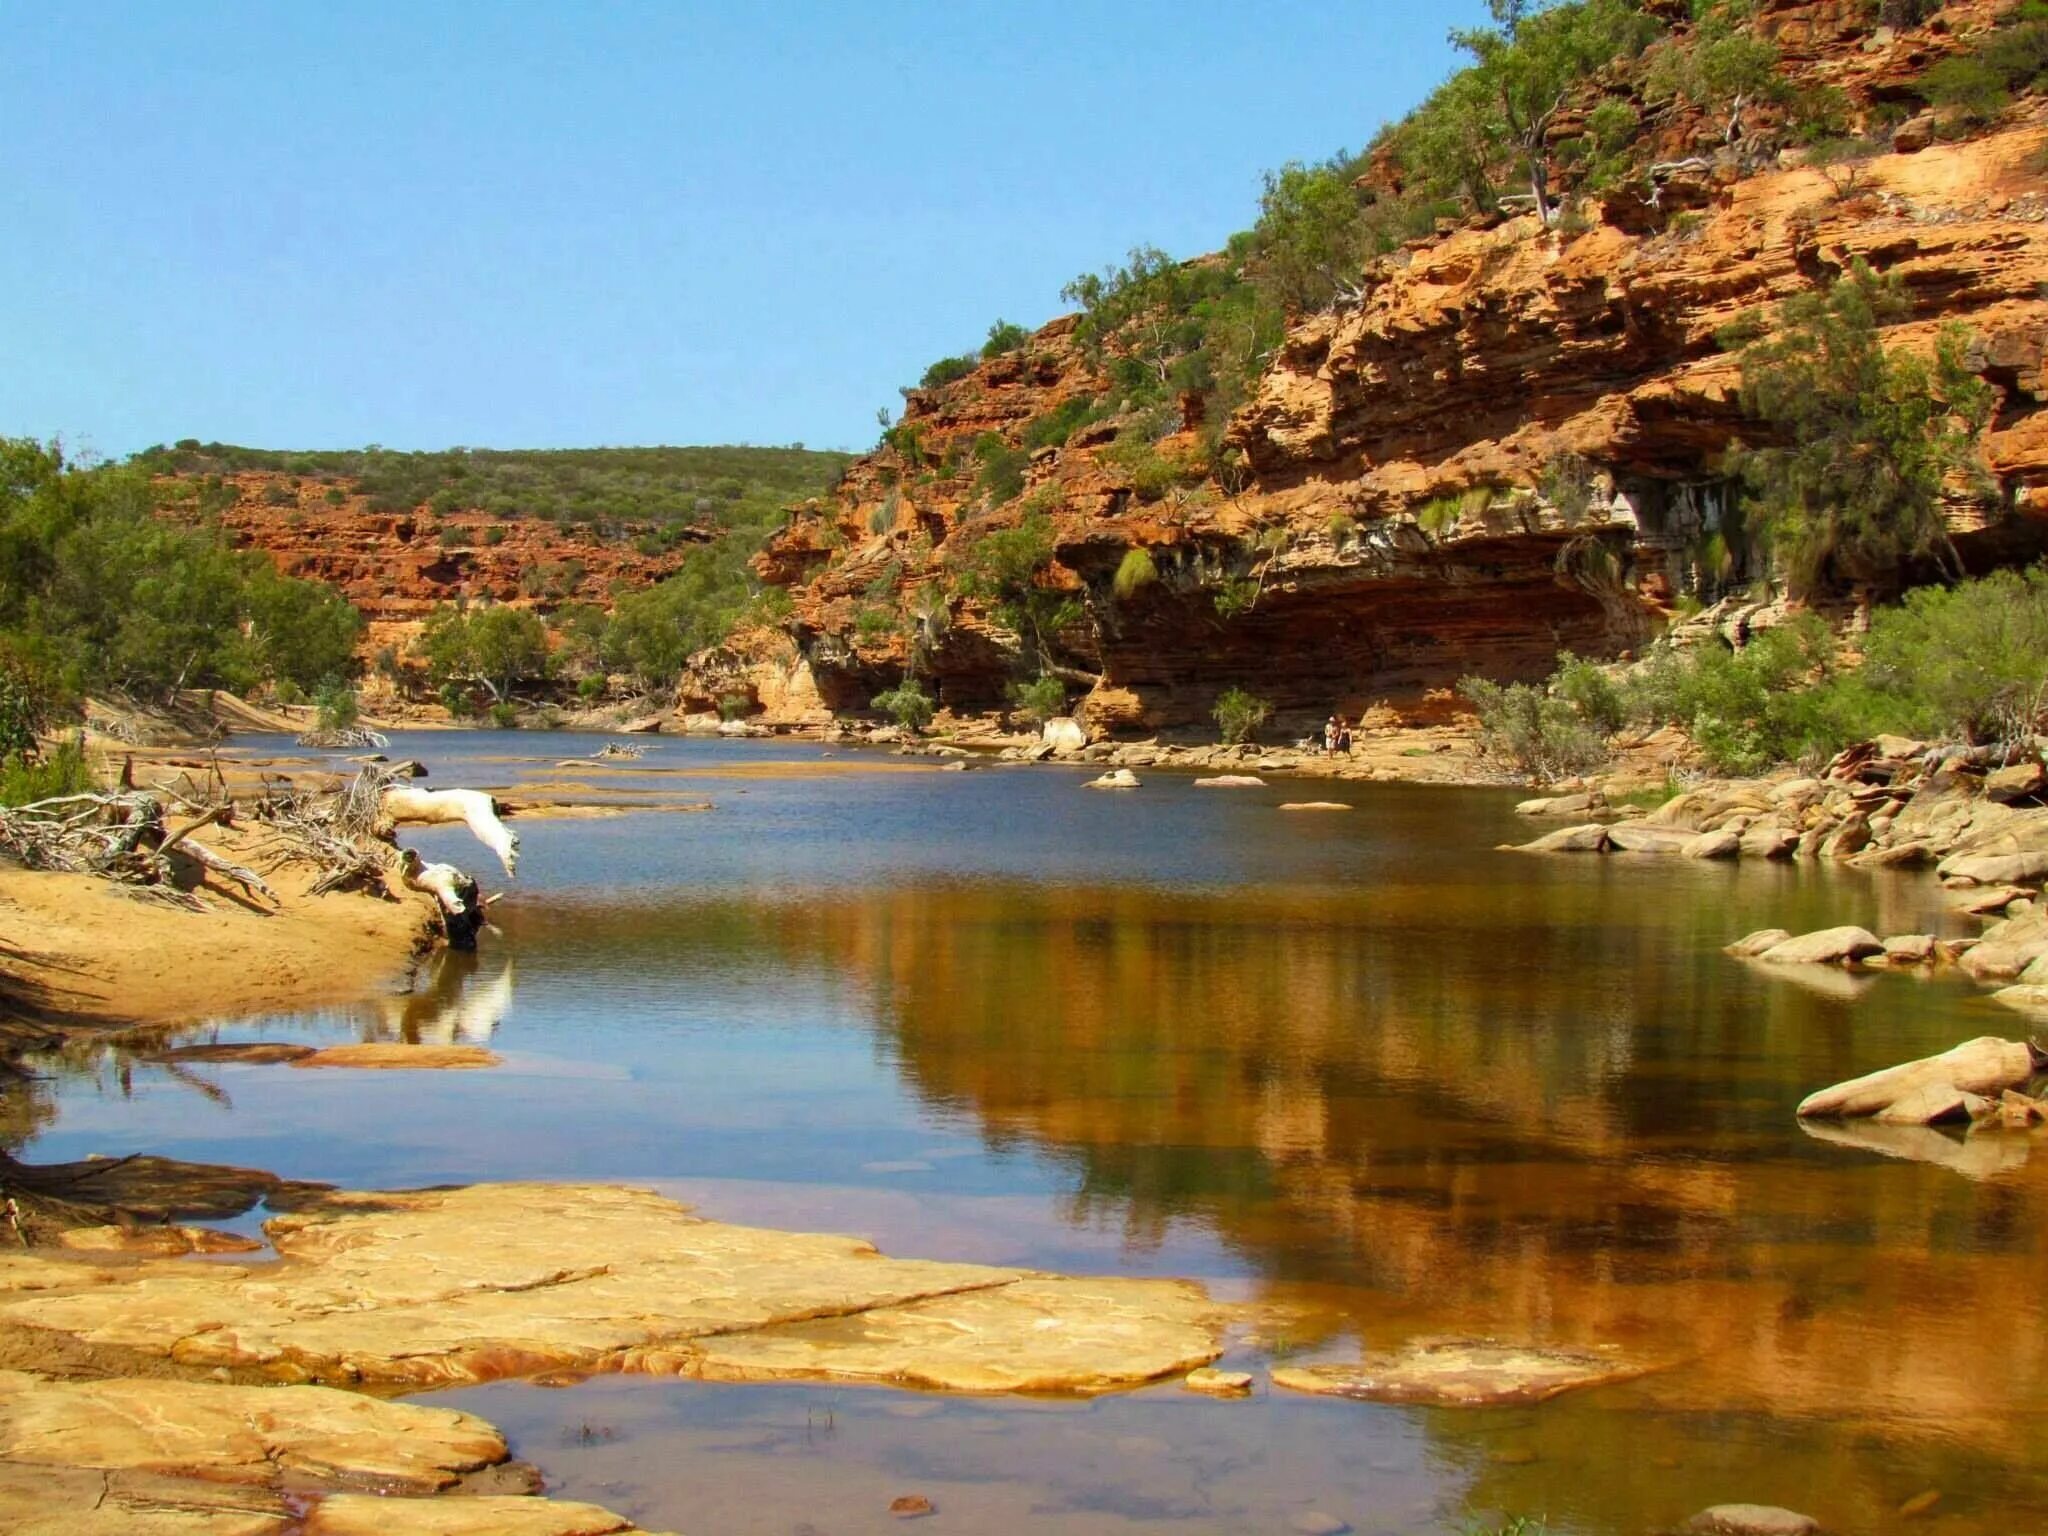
[{"xmin": 15, "ymin": 731, "xmax": 2047, "ymax": 1534}]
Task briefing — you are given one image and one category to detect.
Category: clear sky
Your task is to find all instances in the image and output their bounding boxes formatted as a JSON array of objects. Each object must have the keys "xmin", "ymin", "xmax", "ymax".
[{"xmin": 3, "ymin": 3, "xmax": 1489, "ymax": 459}]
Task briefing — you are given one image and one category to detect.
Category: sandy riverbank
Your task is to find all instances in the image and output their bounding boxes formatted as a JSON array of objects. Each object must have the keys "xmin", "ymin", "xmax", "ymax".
[{"xmin": 0, "ymin": 819, "xmax": 438, "ymax": 1051}]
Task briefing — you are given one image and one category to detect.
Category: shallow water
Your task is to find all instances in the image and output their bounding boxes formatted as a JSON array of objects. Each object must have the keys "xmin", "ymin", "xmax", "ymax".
[{"xmin": 17, "ymin": 731, "xmax": 2048, "ymax": 1534}]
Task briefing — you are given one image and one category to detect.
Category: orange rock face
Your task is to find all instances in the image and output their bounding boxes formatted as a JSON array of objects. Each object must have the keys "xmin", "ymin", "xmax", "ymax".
[{"xmin": 739, "ymin": 12, "xmax": 2048, "ymax": 735}]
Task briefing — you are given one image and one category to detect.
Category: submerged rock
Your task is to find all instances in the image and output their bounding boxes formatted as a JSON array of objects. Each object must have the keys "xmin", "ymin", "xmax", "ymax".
[
  {"xmin": 1682, "ymin": 1505, "xmax": 1821, "ymax": 1536},
  {"xmin": 1278, "ymin": 801, "xmax": 1350, "ymax": 812},
  {"xmin": 1269, "ymin": 1339, "xmax": 1647, "ymax": 1407},
  {"xmin": 1725, "ymin": 929, "xmax": 1792, "ymax": 958},
  {"xmin": 291, "ymin": 1043, "xmax": 502, "ymax": 1070},
  {"xmin": 1083, "ymin": 769, "xmax": 1140, "ymax": 790},
  {"xmin": 1183, "ymin": 1366, "xmax": 1254, "ymax": 1395},
  {"xmin": 1193, "ymin": 775, "xmax": 1266, "ymax": 788},
  {"xmin": 0, "ymin": 1182, "xmax": 1226, "ymax": 1394}
]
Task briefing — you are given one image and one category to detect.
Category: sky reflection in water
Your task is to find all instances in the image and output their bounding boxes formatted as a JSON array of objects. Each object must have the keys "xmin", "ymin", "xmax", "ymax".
[{"xmin": 17, "ymin": 732, "xmax": 2048, "ymax": 1534}]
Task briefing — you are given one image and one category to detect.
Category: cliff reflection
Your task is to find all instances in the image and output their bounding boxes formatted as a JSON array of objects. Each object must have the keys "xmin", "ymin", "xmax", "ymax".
[{"xmin": 741, "ymin": 880, "xmax": 2047, "ymax": 1462}]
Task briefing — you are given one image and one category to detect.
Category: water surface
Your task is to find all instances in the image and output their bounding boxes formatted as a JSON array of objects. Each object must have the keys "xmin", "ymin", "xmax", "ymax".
[{"xmin": 17, "ymin": 731, "xmax": 2046, "ymax": 1534}]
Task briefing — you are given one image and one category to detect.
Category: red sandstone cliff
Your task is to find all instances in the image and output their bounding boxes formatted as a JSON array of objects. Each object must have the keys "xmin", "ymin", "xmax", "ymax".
[{"xmin": 725, "ymin": 0, "xmax": 2048, "ymax": 737}]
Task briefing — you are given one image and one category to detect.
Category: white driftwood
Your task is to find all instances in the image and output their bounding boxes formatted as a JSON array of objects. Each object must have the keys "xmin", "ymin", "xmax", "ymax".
[
  {"xmin": 397, "ymin": 849, "xmax": 486, "ymax": 949},
  {"xmin": 380, "ymin": 785, "xmax": 519, "ymax": 878},
  {"xmin": 1795, "ymin": 1036, "xmax": 2046, "ymax": 1119}
]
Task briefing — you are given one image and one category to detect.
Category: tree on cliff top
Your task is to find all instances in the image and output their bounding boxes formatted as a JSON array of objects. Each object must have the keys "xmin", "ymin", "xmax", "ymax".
[
  {"xmin": 1439, "ymin": 0, "xmax": 1663, "ymax": 226},
  {"xmin": 1729, "ymin": 261, "xmax": 1994, "ymax": 599}
]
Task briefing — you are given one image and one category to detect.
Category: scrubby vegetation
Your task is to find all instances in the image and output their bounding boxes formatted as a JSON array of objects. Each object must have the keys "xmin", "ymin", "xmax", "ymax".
[
  {"xmin": 1465, "ymin": 565, "xmax": 2048, "ymax": 779},
  {"xmin": 133, "ymin": 441, "xmax": 852, "ymax": 532},
  {"xmin": 1213, "ymin": 686, "xmax": 1273, "ymax": 745},
  {"xmin": 872, "ymin": 678, "xmax": 935, "ymax": 732},
  {"xmin": 0, "ymin": 439, "xmax": 362, "ymax": 705}
]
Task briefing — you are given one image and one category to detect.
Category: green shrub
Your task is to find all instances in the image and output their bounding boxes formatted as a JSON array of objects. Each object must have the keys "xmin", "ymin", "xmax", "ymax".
[
  {"xmin": 437, "ymin": 525, "xmax": 468, "ymax": 549},
  {"xmin": 982, "ymin": 320, "xmax": 1029, "ymax": 358},
  {"xmin": 0, "ymin": 735, "xmax": 92, "ymax": 806},
  {"xmin": 313, "ymin": 680, "xmax": 359, "ymax": 734},
  {"xmin": 1021, "ymin": 395, "xmax": 1099, "ymax": 452},
  {"xmin": 717, "ymin": 691, "xmax": 752, "ymax": 721},
  {"xmin": 1213, "ymin": 686, "xmax": 1273, "ymax": 744},
  {"xmin": 1113, "ymin": 548, "xmax": 1159, "ymax": 601},
  {"xmin": 972, "ymin": 435, "xmax": 1028, "ymax": 506},
  {"xmin": 1860, "ymin": 565, "xmax": 2048, "ymax": 742},
  {"xmin": 1212, "ymin": 577, "xmax": 1260, "ymax": 618},
  {"xmin": 488, "ymin": 700, "xmax": 521, "ymax": 729},
  {"xmin": 483, "ymin": 525, "xmax": 507, "ymax": 546},
  {"xmin": 872, "ymin": 679, "xmax": 935, "ymax": 732},
  {"xmin": 1459, "ymin": 677, "xmax": 1610, "ymax": 781},
  {"xmin": 1006, "ymin": 674, "xmax": 1066, "ymax": 726},
  {"xmin": 576, "ymin": 673, "xmax": 607, "ymax": 700},
  {"xmin": 854, "ymin": 605, "xmax": 899, "ymax": 645},
  {"xmin": 919, "ymin": 354, "xmax": 977, "ymax": 390},
  {"xmin": 1552, "ymin": 651, "xmax": 1626, "ymax": 735},
  {"xmin": 1729, "ymin": 261, "xmax": 1993, "ymax": 597}
]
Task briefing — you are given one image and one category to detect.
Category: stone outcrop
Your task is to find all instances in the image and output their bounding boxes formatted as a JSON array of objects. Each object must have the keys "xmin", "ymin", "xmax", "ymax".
[
  {"xmin": 0, "ymin": 1370, "xmax": 677, "ymax": 1536},
  {"xmin": 720, "ymin": 2, "xmax": 2048, "ymax": 738},
  {"xmin": 1795, "ymin": 1036, "xmax": 2046, "ymax": 1120},
  {"xmin": 0, "ymin": 1181, "xmax": 1225, "ymax": 1394}
]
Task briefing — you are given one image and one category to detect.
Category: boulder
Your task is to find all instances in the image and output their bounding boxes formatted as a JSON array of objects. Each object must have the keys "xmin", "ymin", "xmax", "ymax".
[
  {"xmin": 1770, "ymin": 778, "xmax": 1825, "ymax": 807},
  {"xmin": 1682, "ymin": 1505, "xmax": 1821, "ymax": 1536},
  {"xmin": 1083, "ymin": 769, "xmax": 1140, "ymax": 790},
  {"xmin": 1725, "ymin": 929, "xmax": 1792, "ymax": 958},
  {"xmin": 1881, "ymin": 934, "xmax": 1936, "ymax": 965},
  {"xmin": 1999, "ymin": 1088, "xmax": 2046, "ymax": 1127},
  {"xmin": 1041, "ymin": 717, "xmax": 1087, "ymax": 756},
  {"xmin": 1739, "ymin": 823, "xmax": 1798, "ymax": 860},
  {"xmin": 1847, "ymin": 841, "xmax": 1933, "ymax": 870},
  {"xmin": 1682, "ymin": 829, "xmax": 1741, "ymax": 860},
  {"xmin": 1991, "ymin": 984, "xmax": 2048, "ymax": 1020},
  {"xmin": 1873, "ymin": 1083, "xmax": 1992, "ymax": 1126},
  {"xmin": 1957, "ymin": 911, "xmax": 2048, "ymax": 982},
  {"xmin": 1796, "ymin": 1036, "xmax": 2046, "ymax": 1118},
  {"xmin": 1755, "ymin": 927, "xmax": 1884, "ymax": 966},
  {"xmin": 1986, "ymin": 761, "xmax": 2046, "ymax": 803},
  {"xmin": 1941, "ymin": 852, "xmax": 2048, "ymax": 886},
  {"xmin": 1515, "ymin": 790, "xmax": 1603, "ymax": 817},
  {"xmin": 1193, "ymin": 775, "xmax": 1266, "ymax": 788},
  {"xmin": 1818, "ymin": 811, "xmax": 1871, "ymax": 860},
  {"xmin": 1605, "ymin": 823, "xmax": 1696, "ymax": 854},
  {"xmin": 1182, "ymin": 1367, "xmax": 1254, "ymax": 1396},
  {"xmin": 1510, "ymin": 824, "xmax": 1610, "ymax": 853},
  {"xmin": 1952, "ymin": 884, "xmax": 2035, "ymax": 916}
]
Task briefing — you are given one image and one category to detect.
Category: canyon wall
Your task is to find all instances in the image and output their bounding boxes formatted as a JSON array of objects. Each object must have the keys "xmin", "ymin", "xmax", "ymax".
[{"xmin": 728, "ymin": 0, "xmax": 2048, "ymax": 737}]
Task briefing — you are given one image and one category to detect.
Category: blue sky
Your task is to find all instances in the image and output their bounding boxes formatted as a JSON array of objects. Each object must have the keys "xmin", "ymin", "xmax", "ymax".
[{"xmin": 3, "ymin": 3, "xmax": 1489, "ymax": 459}]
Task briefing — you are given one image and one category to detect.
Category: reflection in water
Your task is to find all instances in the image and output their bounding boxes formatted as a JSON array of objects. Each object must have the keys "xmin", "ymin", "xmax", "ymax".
[
  {"xmin": 371, "ymin": 952, "xmax": 515, "ymax": 1045},
  {"xmin": 15, "ymin": 742, "xmax": 2048, "ymax": 1534}
]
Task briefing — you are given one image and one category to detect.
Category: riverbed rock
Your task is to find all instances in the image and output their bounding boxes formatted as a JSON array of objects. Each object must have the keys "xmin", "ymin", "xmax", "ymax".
[
  {"xmin": 1193, "ymin": 775, "xmax": 1266, "ymax": 788},
  {"xmin": 1881, "ymin": 934, "xmax": 1937, "ymax": 966},
  {"xmin": 1681, "ymin": 1504, "xmax": 1821, "ymax": 1536},
  {"xmin": 1510, "ymin": 824, "xmax": 1609, "ymax": 853},
  {"xmin": 304, "ymin": 1495, "xmax": 672, "ymax": 1535},
  {"xmin": 1957, "ymin": 911, "xmax": 2048, "ymax": 982},
  {"xmin": 1269, "ymin": 1340, "xmax": 1647, "ymax": 1407},
  {"xmin": 1278, "ymin": 801, "xmax": 1350, "ymax": 812},
  {"xmin": 1083, "ymin": 769, "xmax": 1140, "ymax": 790},
  {"xmin": 1725, "ymin": 929, "xmax": 1792, "ymax": 958},
  {"xmin": 1739, "ymin": 823, "xmax": 1798, "ymax": 860},
  {"xmin": 57, "ymin": 1224, "xmax": 264, "ymax": 1256},
  {"xmin": 1682, "ymin": 829, "xmax": 1741, "ymax": 860},
  {"xmin": 291, "ymin": 1043, "xmax": 502, "ymax": 1070},
  {"xmin": 1874, "ymin": 1083, "xmax": 1993, "ymax": 1126},
  {"xmin": 1755, "ymin": 927, "xmax": 1884, "ymax": 966},
  {"xmin": 1952, "ymin": 884, "xmax": 2036, "ymax": 916},
  {"xmin": 1041, "ymin": 718, "xmax": 1087, "ymax": 755},
  {"xmin": 1183, "ymin": 1367, "xmax": 1254, "ymax": 1396},
  {"xmin": 0, "ymin": 1370, "xmax": 504, "ymax": 1494},
  {"xmin": 1992, "ymin": 984, "xmax": 2048, "ymax": 1020},
  {"xmin": 1515, "ymin": 790, "xmax": 1604, "ymax": 818},
  {"xmin": 1605, "ymin": 823, "xmax": 1697, "ymax": 854},
  {"xmin": 1986, "ymin": 761, "xmax": 2046, "ymax": 803},
  {"xmin": 0, "ymin": 1182, "xmax": 1226, "ymax": 1394},
  {"xmin": 1796, "ymin": 1036, "xmax": 2046, "ymax": 1119}
]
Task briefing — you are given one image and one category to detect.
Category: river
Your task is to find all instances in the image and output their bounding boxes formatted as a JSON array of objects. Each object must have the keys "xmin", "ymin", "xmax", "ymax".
[{"xmin": 15, "ymin": 732, "xmax": 2046, "ymax": 1534}]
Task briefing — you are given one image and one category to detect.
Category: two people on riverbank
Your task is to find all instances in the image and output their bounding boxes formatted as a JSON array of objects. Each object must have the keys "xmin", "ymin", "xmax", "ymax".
[{"xmin": 1322, "ymin": 715, "xmax": 1352, "ymax": 755}]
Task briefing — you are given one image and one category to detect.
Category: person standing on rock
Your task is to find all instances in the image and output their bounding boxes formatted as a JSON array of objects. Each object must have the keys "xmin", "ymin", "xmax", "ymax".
[
  {"xmin": 1323, "ymin": 716, "xmax": 1338, "ymax": 755},
  {"xmin": 1336, "ymin": 716, "xmax": 1352, "ymax": 755}
]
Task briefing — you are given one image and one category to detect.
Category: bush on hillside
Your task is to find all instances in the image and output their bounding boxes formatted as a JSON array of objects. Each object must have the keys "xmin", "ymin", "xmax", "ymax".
[
  {"xmin": 872, "ymin": 678, "xmax": 935, "ymax": 732},
  {"xmin": 1459, "ymin": 676, "xmax": 1611, "ymax": 781},
  {"xmin": 1006, "ymin": 674, "xmax": 1066, "ymax": 726}
]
